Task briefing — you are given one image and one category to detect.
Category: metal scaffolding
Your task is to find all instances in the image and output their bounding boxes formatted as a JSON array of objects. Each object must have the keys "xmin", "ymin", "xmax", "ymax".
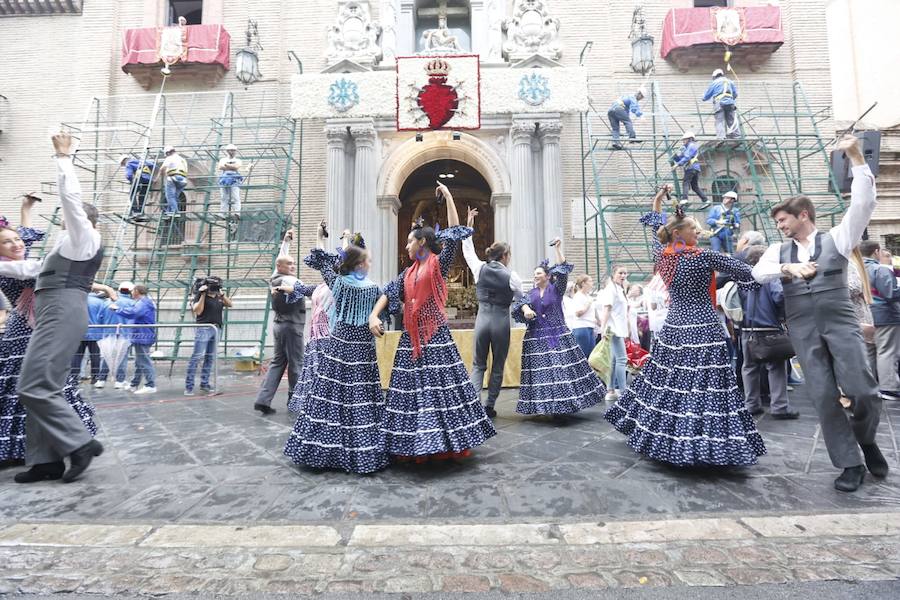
[
  {"xmin": 36, "ymin": 90, "xmax": 303, "ymax": 363},
  {"xmin": 580, "ymin": 78, "xmax": 843, "ymax": 281}
]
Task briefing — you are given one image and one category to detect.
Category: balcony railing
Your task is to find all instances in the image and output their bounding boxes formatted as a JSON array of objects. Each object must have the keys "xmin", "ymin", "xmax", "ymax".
[
  {"xmin": 661, "ymin": 5, "xmax": 783, "ymax": 71},
  {"xmin": 121, "ymin": 24, "xmax": 231, "ymax": 88},
  {"xmin": 0, "ymin": 0, "xmax": 83, "ymax": 16}
]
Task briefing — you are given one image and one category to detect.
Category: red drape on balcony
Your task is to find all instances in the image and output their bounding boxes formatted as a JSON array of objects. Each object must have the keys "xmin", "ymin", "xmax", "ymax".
[
  {"xmin": 121, "ymin": 24, "xmax": 230, "ymax": 70},
  {"xmin": 660, "ymin": 6, "xmax": 783, "ymax": 58}
]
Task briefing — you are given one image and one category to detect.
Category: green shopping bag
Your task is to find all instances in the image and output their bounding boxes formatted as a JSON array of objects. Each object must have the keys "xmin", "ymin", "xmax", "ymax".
[{"xmin": 589, "ymin": 327, "xmax": 613, "ymax": 386}]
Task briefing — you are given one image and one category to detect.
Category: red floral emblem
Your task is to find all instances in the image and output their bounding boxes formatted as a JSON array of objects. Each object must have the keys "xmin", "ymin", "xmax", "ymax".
[{"xmin": 416, "ymin": 58, "xmax": 459, "ymax": 130}]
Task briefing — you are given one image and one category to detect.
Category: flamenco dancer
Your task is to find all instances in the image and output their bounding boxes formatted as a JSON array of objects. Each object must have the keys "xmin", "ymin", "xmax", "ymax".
[
  {"xmin": 0, "ymin": 197, "xmax": 97, "ymax": 469},
  {"xmin": 605, "ymin": 184, "xmax": 766, "ymax": 466},
  {"xmin": 283, "ymin": 223, "xmax": 387, "ymax": 474},
  {"xmin": 462, "ymin": 206, "xmax": 523, "ymax": 418},
  {"xmin": 287, "ymin": 223, "xmax": 338, "ymax": 414},
  {"xmin": 512, "ymin": 238, "xmax": 606, "ymax": 416},
  {"xmin": 369, "ymin": 182, "xmax": 495, "ymax": 460}
]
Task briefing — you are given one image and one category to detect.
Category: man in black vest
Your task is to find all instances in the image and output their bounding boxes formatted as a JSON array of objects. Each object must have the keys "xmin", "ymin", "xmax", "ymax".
[
  {"xmin": 13, "ymin": 133, "xmax": 105, "ymax": 483},
  {"xmin": 463, "ymin": 207, "xmax": 523, "ymax": 418},
  {"xmin": 254, "ymin": 230, "xmax": 311, "ymax": 414},
  {"xmin": 753, "ymin": 135, "xmax": 887, "ymax": 492}
]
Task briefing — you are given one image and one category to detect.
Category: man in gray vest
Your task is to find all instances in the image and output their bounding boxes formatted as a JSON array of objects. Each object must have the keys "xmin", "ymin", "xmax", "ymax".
[
  {"xmin": 463, "ymin": 207, "xmax": 523, "ymax": 418},
  {"xmin": 254, "ymin": 229, "xmax": 313, "ymax": 415},
  {"xmin": 2, "ymin": 133, "xmax": 105, "ymax": 483},
  {"xmin": 753, "ymin": 135, "xmax": 887, "ymax": 492}
]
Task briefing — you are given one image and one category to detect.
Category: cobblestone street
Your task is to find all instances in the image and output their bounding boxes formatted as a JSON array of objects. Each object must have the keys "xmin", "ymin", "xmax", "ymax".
[{"xmin": 0, "ymin": 375, "xmax": 898, "ymax": 595}]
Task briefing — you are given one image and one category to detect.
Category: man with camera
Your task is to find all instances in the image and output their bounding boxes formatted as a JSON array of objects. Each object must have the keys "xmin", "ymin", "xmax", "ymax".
[{"xmin": 185, "ymin": 275, "xmax": 231, "ymax": 396}]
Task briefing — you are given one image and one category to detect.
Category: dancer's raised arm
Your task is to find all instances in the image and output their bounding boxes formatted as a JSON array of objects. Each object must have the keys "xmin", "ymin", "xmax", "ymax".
[{"xmin": 437, "ymin": 181, "xmax": 459, "ymax": 227}]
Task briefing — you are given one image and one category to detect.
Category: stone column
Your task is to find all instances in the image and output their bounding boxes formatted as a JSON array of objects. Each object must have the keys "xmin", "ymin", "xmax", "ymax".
[
  {"xmin": 540, "ymin": 120, "xmax": 564, "ymax": 254},
  {"xmin": 376, "ymin": 195, "xmax": 401, "ymax": 286},
  {"xmin": 469, "ymin": 0, "xmax": 486, "ymax": 55},
  {"xmin": 351, "ymin": 124, "xmax": 377, "ymax": 233},
  {"xmin": 510, "ymin": 120, "xmax": 537, "ymax": 279},
  {"xmin": 490, "ymin": 191, "xmax": 512, "ymax": 250},
  {"xmin": 398, "ymin": 1, "xmax": 416, "ymax": 55},
  {"xmin": 325, "ymin": 125, "xmax": 348, "ymax": 236}
]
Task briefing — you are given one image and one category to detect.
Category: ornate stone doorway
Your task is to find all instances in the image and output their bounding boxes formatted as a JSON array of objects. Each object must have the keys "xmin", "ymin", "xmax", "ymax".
[{"xmin": 398, "ymin": 159, "xmax": 492, "ymax": 322}]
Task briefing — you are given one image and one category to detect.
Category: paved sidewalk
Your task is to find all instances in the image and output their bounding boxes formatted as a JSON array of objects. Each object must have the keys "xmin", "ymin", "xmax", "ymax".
[
  {"xmin": 1, "ymin": 375, "xmax": 897, "ymax": 524},
  {"xmin": 0, "ymin": 512, "xmax": 898, "ymax": 594}
]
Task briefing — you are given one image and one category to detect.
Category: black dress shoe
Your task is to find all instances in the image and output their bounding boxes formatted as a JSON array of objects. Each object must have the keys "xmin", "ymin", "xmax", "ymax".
[
  {"xmin": 63, "ymin": 440, "xmax": 104, "ymax": 483},
  {"xmin": 861, "ymin": 443, "xmax": 889, "ymax": 478},
  {"xmin": 484, "ymin": 406, "xmax": 497, "ymax": 419},
  {"xmin": 254, "ymin": 403, "xmax": 276, "ymax": 415},
  {"xmin": 747, "ymin": 407, "xmax": 764, "ymax": 416},
  {"xmin": 834, "ymin": 465, "xmax": 866, "ymax": 492},
  {"xmin": 14, "ymin": 461, "xmax": 65, "ymax": 484},
  {"xmin": 770, "ymin": 410, "xmax": 800, "ymax": 420}
]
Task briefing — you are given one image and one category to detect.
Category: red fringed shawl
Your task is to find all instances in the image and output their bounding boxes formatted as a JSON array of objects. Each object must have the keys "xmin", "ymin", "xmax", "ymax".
[
  {"xmin": 403, "ymin": 252, "xmax": 447, "ymax": 360},
  {"xmin": 658, "ymin": 243, "xmax": 717, "ymax": 307}
]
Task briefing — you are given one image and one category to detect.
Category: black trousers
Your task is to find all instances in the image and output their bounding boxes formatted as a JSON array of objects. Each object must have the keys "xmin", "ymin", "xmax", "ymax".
[
  {"xmin": 70, "ymin": 340, "xmax": 101, "ymax": 382},
  {"xmin": 130, "ymin": 179, "xmax": 151, "ymax": 214},
  {"xmin": 682, "ymin": 170, "xmax": 708, "ymax": 203}
]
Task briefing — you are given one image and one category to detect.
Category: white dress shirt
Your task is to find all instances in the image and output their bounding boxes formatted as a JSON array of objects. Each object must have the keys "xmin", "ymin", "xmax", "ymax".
[
  {"xmin": 0, "ymin": 157, "xmax": 102, "ymax": 281},
  {"xmin": 753, "ymin": 164, "xmax": 876, "ymax": 283},
  {"xmin": 461, "ymin": 237, "xmax": 523, "ymax": 299},
  {"xmin": 569, "ymin": 291, "xmax": 598, "ymax": 330}
]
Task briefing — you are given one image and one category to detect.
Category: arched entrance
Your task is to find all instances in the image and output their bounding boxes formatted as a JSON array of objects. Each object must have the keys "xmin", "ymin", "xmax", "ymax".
[
  {"xmin": 398, "ymin": 160, "xmax": 492, "ymax": 322},
  {"xmin": 375, "ymin": 130, "xmax": 511, "ymax": 287}
]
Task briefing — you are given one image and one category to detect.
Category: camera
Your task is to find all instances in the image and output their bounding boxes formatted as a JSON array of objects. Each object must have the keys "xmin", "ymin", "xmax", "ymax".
[{"xmin": 192, "ymin": 275, "xmax": 223, "ymax": 298}]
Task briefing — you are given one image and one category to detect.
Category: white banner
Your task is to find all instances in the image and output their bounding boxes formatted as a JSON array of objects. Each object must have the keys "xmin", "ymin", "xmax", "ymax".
[{"xmin": 291, "ymin": 65, "xmax": 588, "ymax": 121}]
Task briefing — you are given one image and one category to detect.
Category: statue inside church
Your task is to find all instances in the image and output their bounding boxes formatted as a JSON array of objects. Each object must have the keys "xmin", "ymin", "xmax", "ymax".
[{"xmin": 418, "ymin": 0, "xmax": 469, "ymax": 55}]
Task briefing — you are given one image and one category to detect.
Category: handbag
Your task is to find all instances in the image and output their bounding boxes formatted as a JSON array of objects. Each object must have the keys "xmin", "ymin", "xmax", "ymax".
[
  {"xmin": 744, "ymin": 289, "xmax": 795, "ymax": 362},
  {"xmin": 589, "ymin": 327, "xmax": 614, "ymax": 385}
]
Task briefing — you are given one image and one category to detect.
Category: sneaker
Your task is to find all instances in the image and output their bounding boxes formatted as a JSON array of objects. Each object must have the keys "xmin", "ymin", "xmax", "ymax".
[
  {"xmin": 134, "ymin": 386, "xmax": 157, "ymax": 395},
  {"xmin": 124, "ymin": 385, "xmax": 137, "ymax": 393},
  {"xmin": 113, "ymin": 382, "xmax": 126, "ymax": 390},
  {"xmin": 184, "ymin": 389, "xmax": 195, "ymax": 396},
  {"xmin": 610, "ymin": 143, "xmax": 624, "ymax": 150},
  {"xmin": 604, "ymin": 391, "xmax": 619, "ymax": 402},
  {"xmin": 94, "ymin": 381, "xmax": 106, "ymax": 389},
  {"xmin": 199, "ymin": 385, "xmax": 213, "ymax": 395}
]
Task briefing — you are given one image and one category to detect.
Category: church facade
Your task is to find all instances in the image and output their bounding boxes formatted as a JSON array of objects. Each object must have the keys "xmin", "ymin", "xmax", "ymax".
[{"xmin": 0, "ymin": 0, "xmax": 845, "ymax": 288}]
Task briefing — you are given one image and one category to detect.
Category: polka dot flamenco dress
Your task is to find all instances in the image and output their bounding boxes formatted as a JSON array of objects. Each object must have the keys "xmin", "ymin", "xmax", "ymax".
[
  {"xmin": 604, "ymin": 211, "xmax": 766, "ymax": 466},
  {"xmin": 287, "ymin": 283, "xmax": 333, "ymax": 414},
  {"xmin": 284, "ymin": 249, "xmax": 388, "ymax": 474},
  {"xmin": 0, "ymin": 227, "xmax": 97, "ymax": 463},
  {"xmin": 512, "ymin": 261, "xmax": 606, "ymax": 415},
  {"xmin": 382, "ymin": 225, "xmax": 496, "ymax": 458}
]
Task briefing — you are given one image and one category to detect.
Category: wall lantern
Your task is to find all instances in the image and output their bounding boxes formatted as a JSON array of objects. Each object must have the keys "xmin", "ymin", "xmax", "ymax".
[
  {"xmin": 629, "ymin": 7, "xmax": 655, "ymax": 75},
  {"xmin": 235, "ymin": 20, "xmax": 263, "ymax": 85}
]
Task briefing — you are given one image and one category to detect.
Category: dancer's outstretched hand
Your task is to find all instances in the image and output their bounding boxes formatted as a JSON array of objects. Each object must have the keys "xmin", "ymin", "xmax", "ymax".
[
  {"xmin": 466, "ymin": 206, "xmax": 478, "ymax": 228},
  {"xmin": 52, "ymin": 132, "xmax": 75, "ymax": 156}
]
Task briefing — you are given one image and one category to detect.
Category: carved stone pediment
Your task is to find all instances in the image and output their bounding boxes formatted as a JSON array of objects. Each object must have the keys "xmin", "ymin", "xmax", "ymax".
[
  {"xmin": 326, "ymin": 1, "xmax": 383, "ymax": 67},
  {"xmin": 503, "ymin": 0, "xmax": 562, "ymax": 63},
  {"xmin": 510, "ymin": 54, "xmax": 562, "ymax": 69},
  {"xmin": 321, "ymin": 58, "xmax": 372, "ymax": 74}
]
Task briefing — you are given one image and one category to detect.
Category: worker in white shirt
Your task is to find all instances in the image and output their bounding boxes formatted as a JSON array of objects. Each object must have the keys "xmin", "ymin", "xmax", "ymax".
[
  {"xmin": 0, "ymin": 133, "xmax": 105, "ymax": 484},
  {"xmin": 217, "ymin": 143, "xmax": 250, "ymax": 218},
  {"xmin": 462, "ymin": 206, "xmax": 524, "ymax": 418},
  {"xmin": 753, "ymin": 135, "xmax": 886, "ymax": 493},
  {"xmin": 160, "ymin": 146, "xmax": 188, "ymax": 217}
]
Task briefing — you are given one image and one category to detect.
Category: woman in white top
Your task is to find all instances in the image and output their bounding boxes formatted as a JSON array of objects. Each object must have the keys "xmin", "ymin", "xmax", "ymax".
[
  {"xmin": 599, "ymin": 265, "xmax": 630, "ymax": 399},
  {"xmin": 562, "ymin": 281, "xmax": 578, "ymax": 332},
  {"xmin": 570, "ymin": 275, "xmax": 598, "ymax": 358}
]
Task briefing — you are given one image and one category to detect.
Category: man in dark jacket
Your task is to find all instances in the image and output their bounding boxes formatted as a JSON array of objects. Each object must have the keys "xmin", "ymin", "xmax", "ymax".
[
  {"xmin": 738, "ymin": 246, "xmax": 796, "ymax": 419},
  {"xmin": 860, "ymin": 241, "xmax": 900, "ymax": 399}
]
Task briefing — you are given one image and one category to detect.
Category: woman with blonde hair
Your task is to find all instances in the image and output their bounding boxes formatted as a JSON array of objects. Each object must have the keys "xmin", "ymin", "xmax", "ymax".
[
  {"xmin": 570, "ymin": 274, "xmax": 598, "ymax": 358},
  {"xmin": 605, "ymin": 184, "xmax": 766, "ymax": 466}
]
